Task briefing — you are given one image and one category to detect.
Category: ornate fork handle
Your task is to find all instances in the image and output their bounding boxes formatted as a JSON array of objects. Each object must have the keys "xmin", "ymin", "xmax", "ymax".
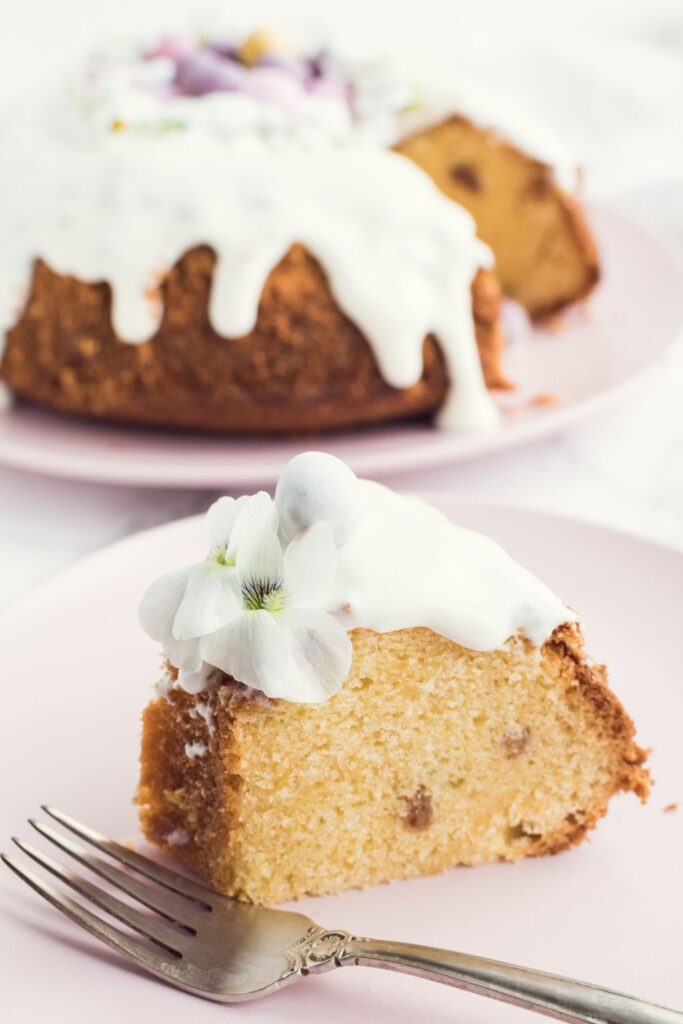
[{"xmin": 338, "ymin": 938, "xmax": 683, "ymax": 1024}]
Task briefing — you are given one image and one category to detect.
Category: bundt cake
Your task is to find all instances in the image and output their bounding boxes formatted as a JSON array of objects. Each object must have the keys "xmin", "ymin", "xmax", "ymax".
[
  {"xmin": 136, "ymin": 453, "xmax": 648, "ymax": 903},
  {"xmin": 0, "ymin": 30, "xmax": 598, "ymax": 435},
  {"xmin": 1, "ymin": 254, "xmax": 502, "ymax": 435}
]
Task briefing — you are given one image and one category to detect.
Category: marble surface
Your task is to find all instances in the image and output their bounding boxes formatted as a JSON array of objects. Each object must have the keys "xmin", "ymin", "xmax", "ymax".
[{"xmin": 1, "ymin": 0, "xmax": 682, "ymax": 609}]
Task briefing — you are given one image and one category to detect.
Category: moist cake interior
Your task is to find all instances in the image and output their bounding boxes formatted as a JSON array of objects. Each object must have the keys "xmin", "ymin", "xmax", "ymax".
[
  {"xmin": 395, "ymin": 116, "xmax": 599, "ymax": 318},
  {"xmin": 138, "ymin": 624, "xmax": 648, "ymax": 904}
]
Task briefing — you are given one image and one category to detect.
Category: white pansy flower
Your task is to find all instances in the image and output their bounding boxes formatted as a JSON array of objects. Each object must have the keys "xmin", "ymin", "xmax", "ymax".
[
  {"xmin": 200, "ymin": 520, "xmax": 352, "ymax": 703},
  {"xmin": 173, "ymin": 491, "xmax": 277, "ymax": 640},
  {"xmin": 139, "ymin": 479, "xmax": 354, "ymax": 704},
  {"xmin": 137, "ymin": 564, "xmax": 203, "ymax": 673},
  {"xmin": 138, "ymin": 491, "xmax": 276, "ymax": 657}
]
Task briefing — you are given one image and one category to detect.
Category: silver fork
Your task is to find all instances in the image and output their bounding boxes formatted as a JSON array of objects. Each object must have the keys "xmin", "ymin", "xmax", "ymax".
[{"xmin": 3, "ymin": 807, "xmax": 681, "ymax": 1023}]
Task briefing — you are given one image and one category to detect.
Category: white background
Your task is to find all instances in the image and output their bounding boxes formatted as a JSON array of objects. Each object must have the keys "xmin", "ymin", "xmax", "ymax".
[{"xmin": 1, "ymin": 0, "xmax": 683, "ymax": 606}]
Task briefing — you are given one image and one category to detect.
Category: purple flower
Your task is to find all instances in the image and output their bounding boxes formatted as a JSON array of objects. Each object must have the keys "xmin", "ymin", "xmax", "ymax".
[
  {"xmin": 208, "ymin": 40, "xmax": 240, "ymax": 60},
  {"xmin": 258, "ymin": 53, "xmax": 310, "ymax": 83},
  {"xmin": 308, "ymin": 48, "xmax": 333, "ymax": 78},
  {"xmin": 175, "ymin": 50, "xmax": 247, "ymax": 96}
]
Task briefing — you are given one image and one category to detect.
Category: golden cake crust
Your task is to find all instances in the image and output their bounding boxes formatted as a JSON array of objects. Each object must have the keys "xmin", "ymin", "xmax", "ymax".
[
  {"xmin": 0, "ymin": 247, "xmax": 504, "ymax": 434},
  {"xmin": 137, "ymin": 622, "xmax": 648, "ymax": 904}
]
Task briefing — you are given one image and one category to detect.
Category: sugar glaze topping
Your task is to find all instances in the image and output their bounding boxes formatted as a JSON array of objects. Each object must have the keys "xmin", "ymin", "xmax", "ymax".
[
  {"xmin": 64, "ymin": 31, "xmax": 576, "ymax": 188},
  {"xmin": 1, "ymin": 121, "xmax": 497, "ymax": 430},
  {"xmin": 280, "ymin": 454, "xmax": 573, "ymax": 650},
  {"xmin": 139, "ymin": 453, "xmax": 574, "ymax": 704}
]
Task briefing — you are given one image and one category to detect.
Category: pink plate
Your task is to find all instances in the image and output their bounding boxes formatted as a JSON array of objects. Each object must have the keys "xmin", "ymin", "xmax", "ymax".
[
  {"xmin": 0, "ymin": 205, "xmax": 681, "ymax": 488},
  {"xmin": 1, "ymin": 499, "xmax": 682, "ymax": 1022}
]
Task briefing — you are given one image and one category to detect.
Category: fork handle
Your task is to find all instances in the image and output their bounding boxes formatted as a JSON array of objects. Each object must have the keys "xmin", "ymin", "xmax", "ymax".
[{"xmin": 340, "ymin": 938, "xmax": 683, "ymax": 1024}]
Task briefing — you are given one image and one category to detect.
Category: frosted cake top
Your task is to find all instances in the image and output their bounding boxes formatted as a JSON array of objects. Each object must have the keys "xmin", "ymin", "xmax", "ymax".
[
  {"xmin": 139, "ymin": 452, "xmax": 573, "ymax": 704},
  {"xmin": 0, "ymin": 28, "xmax": 577, "ymax": 432},
  {"xmin": 58, "ymin": 28, "xmax": 576, "ymax": 187}
]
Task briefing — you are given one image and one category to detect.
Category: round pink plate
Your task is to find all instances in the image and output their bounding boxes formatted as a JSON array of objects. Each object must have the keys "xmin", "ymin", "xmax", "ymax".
[
  {"xmin": 0, "ymin": 205, "xmax": 681, "ymax": 488},
  {"xmin": 1, "ymin": 499, "xmax": 681, "ymax": 1022}
]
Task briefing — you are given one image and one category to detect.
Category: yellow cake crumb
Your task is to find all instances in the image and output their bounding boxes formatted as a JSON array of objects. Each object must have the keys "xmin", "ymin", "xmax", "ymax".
[
  {"xmin": 394, "ymin": 116, "xmax": 599, "ymax": 318},
  {"xmin": 137, "ymin": 623, "xmax": 648, "ymax": 904}
]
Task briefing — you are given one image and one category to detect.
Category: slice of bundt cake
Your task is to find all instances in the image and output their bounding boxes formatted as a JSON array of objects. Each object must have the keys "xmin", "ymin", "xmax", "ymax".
[
  {"xmin": 136, "ymin": 453, "xmax": 648, "ymax": 904},
  {"xmin": 394, "ymin": 115, "xmax": 599, "ymax": 318},
  {"xmin": 382, "ymin": 62, "xmax": 599, "ymax": 317}
]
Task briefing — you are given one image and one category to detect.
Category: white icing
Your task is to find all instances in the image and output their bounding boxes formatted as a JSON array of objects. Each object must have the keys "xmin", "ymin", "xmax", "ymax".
[
  {"xmin": 1, "ymin": 120, "xmax": 497, "ymax": 430},
  {"xmin": 190, "ymin": 701, "xmax": 215, "ymax": 734},
  {"xmin": 154, "ymin": 659, "xmax": 176, "ymax": 698},
  {"xmin": 228, "ymin": 683, "xmax": 277, "ymax": 707},
  {"xmin": 184, "ymin": 741, "xmax": 207, "ymax": 759},
  {"xmin": 326, "ymin": 479, "xmax": 574, "ymax": 651},
  {"xmin": 67, "ymin": 49, "xmax": 356, "ymax": 149},
  {"xmin": 143, "ymin": 454, "xmax": 574, "ymax": 703},
  {"xmin": 275, "ymin": 453, "xmax": 573, "ymax": 652},
  {"xmin": 63, "ymin": 42, "xmax": 577, "ymax": 190},
  {"xmin": 165, "ymin": 828, "xmax": 189, "ymax": 846}
]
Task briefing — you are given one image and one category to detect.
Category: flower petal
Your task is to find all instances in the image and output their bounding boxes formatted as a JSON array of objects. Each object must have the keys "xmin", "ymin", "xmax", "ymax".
[
  {"xmin": 283, "ymin": 520, "xmax": 337, "ymax": 606},
  {"xmin": 177, "ymin": 661, "xmax": 212, "ymax": 694},
  {"xmin": 236, "ymin": 527, "xmax": 284, "ymax": 593},
  {"xmin": 206, "ymin": 495, "xmax": 247, "ymax": 552},
  {"xmin": 164, "ymin": 635, "xmax": 203, "ymax": 673},
  {"xmin": 138, "ymin": 566, "xmax": 192, "ymax": 641},
  {"xmin": 172, "ymin": 561, "xmax": 241, "ymax": 639},
  {"xmin": 227, "ymin": 491, "xmax": 278, "ymax": 561},
  {"xmin": 276, "ymin": 608, "xmax": 352, "ymax": 703},
  {"xmin": 200, "ymin": 611, "xmax": 289, "ymax": 695}
]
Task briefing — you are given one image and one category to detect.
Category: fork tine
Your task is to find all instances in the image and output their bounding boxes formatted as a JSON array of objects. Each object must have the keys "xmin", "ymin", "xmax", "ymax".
[
  {"xmin": 29, "ymin": 819, "xmax": 200, "ymax": 931},
  {"xmin": 11, "ymin": 837, "xmax": 185, "ymax": 956},
  {"xmin": 1, "ymin": 851, "xmax": 177, "ymax": 977},
  {"xmin": 41, "ymin": 806, "xmax": 214, "ymax": 907}
]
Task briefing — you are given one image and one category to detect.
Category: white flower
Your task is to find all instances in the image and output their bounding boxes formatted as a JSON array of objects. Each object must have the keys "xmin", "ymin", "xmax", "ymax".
[
  {"xmin": 138, "ymin": 491, "xmax": 276, "ymax": 663},
  {"xmin": 139, "ymin": 486, "xmax": 353, "ymax": 704},
  {"xmin": 200, "ymin": 520, "xmax": 352, "ymax": 703},
  {"xmin": 137, "ymin": 564, "xmax": 203, "ymax": 674}
]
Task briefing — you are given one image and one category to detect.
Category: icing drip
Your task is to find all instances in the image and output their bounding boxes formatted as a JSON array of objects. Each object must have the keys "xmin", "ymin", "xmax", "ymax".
[
  {"xmin": 189, "ymin": 701, "xmax": 215, "ymax": 734},
  {"xmin": 1, "ymin": 126, "xmax": 498, "ymax": 430},
  {"xmin": 184, "ymin": 741, "xmax": 207, "ymax": 759}
]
